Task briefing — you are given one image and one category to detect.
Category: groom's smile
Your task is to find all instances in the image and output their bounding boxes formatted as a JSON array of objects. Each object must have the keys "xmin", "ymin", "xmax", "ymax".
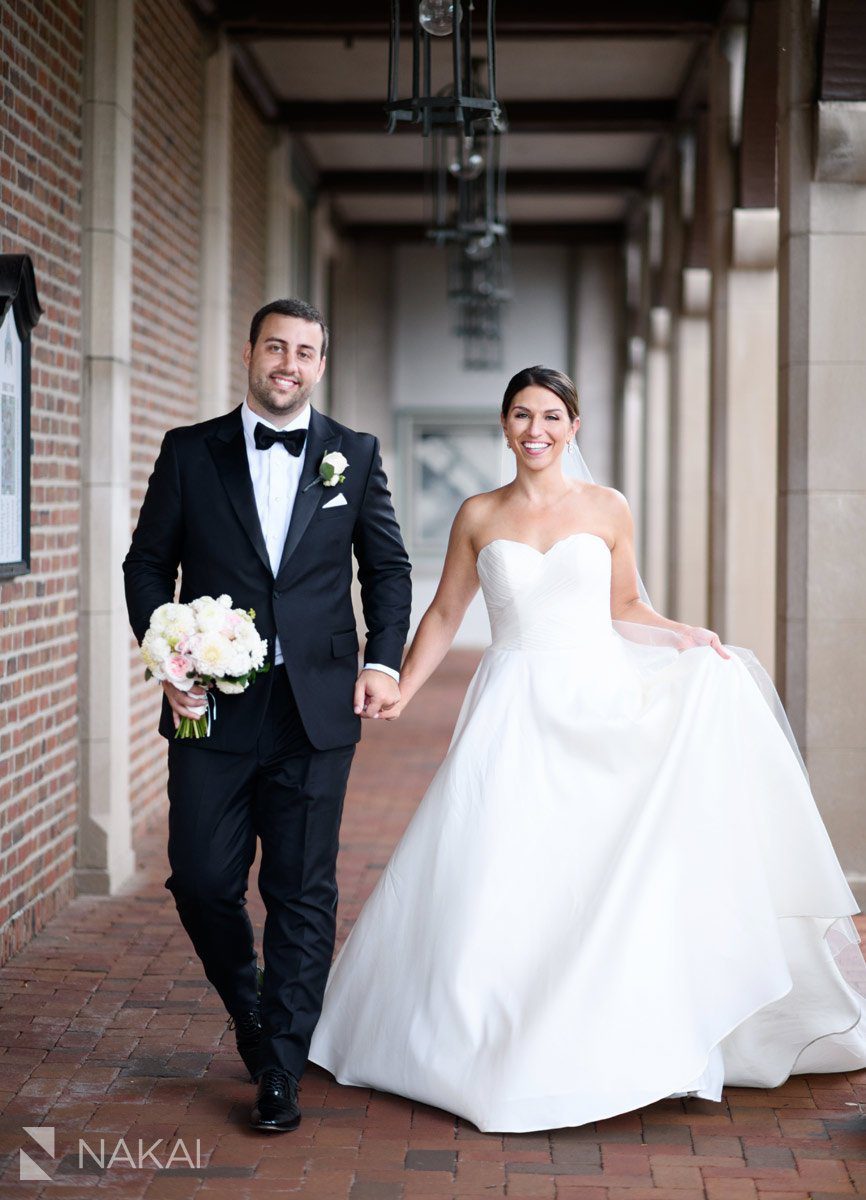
[
  {"xmin": 243, "ymin": 313, "xmax": 327, "ymax": 425},
  {"xmin": 269, "ymin": 373, "xmax": 302, "ymax": 396}
]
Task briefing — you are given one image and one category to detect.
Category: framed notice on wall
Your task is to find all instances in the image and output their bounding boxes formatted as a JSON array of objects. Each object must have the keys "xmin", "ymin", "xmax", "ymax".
[{"xmin": 0, "ymin": 256, "xmax": 41, "ymax": 580}]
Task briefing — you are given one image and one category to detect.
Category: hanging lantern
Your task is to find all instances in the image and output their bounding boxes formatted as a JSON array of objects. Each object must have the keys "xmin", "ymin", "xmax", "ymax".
[
  {"xmin": 447, "ymin": 241, "xmax": 511, "ymax": 311},
  {"xmin": 426, "ymin": 110, "xmax": 507, "ymax": 250},
  {"xmin": 448, "ymin": 242, "xmax": 510, "ymax": 370},
  {"xmin": 386, "ymin": 0, "xmax": 503, "ymax": 136},
  {"xmin": 455, "ymin": 296, "xmax": 504, "ymax": 370},
  {"xmin": 386, "ymin": 5, "xmax": 510, "ymax": 369}
]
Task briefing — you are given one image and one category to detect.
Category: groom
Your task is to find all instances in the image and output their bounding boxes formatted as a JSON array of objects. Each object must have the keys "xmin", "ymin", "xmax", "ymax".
[{"xmin": 123, "ymin": 299, "xmax": 411, "ymax": 1132}]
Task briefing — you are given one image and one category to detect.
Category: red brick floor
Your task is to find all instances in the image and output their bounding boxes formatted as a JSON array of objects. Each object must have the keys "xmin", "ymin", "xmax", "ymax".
[{"xmin": 1, "ymin": 649, "xmax": 865, "ymax": 1199}]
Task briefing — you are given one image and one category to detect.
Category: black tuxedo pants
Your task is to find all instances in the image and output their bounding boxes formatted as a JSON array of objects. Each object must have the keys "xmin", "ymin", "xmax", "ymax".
[{"xmin": 165, "ymin": 667, "xmax": 355, "ymax": 1080}]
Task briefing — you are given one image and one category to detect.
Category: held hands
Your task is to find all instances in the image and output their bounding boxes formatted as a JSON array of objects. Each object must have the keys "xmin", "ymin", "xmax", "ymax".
[
  {"xmin": 162, "ymin": 680, "xmax": 209, "ymax": 730},
  {"xmin": 677, "ymin": 625, "xmax": 731, "ymax": 660},
  {"xmin": 353, "ymin": 668, "xmax": 401, "ymax": 720},
  {"xmin": 378, "ymin": 697, "xmax": 405, "ymax": 721}
]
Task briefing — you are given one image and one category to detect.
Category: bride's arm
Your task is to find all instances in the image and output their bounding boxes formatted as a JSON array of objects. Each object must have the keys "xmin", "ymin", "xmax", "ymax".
[
  {"xmin": 382, "ymin": 501, "xmax": 481, "ymax": 718},
  {"xmin": 607, "ymin": 490, "xmax": 730, "ymax": 659}
]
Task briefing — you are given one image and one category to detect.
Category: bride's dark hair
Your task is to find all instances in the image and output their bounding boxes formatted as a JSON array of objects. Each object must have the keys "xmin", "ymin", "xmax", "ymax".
[{"xmin": 501, "ymin": 366, "xmax": 579, "ymax": 420}]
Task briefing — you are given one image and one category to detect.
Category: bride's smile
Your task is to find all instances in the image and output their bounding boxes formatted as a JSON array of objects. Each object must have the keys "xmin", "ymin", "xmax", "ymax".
[{"xmin": 502, "ymin": 384, "xmax": 579, "ymax": 468}]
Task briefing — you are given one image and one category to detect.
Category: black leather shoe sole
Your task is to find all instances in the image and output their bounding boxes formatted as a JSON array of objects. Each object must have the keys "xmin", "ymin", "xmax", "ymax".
[{"xmin": 249, "ymin": 1107, "xmax": 301, "ymax": 1133}]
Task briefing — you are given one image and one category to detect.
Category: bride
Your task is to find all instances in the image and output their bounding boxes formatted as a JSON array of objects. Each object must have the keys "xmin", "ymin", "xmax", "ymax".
[{"xmin": 309, "ymin": 365, "xmax": 866, "ymax": 1133}]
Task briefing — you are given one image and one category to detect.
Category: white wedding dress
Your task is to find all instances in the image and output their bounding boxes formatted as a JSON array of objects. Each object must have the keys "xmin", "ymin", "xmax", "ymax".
[{"xmin": 310, "ymin": 533, "xmax": 866, "ymax": 1132}]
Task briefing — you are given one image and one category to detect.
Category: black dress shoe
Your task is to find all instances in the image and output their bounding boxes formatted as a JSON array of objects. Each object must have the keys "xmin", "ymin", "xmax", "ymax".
[
  {"xmin": 250, "ymin": 1069, "xmax": 301, "ymax": 1133},
  {"xmin": 228, "ymin": 1009, "xmax": 262, "ymax": 1081}
]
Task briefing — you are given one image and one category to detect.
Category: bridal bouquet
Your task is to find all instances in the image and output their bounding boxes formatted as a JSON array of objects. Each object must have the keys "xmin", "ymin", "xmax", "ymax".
[{"xmin": 140, "ymin": 595, "xmax": 270, "ymax": 739}]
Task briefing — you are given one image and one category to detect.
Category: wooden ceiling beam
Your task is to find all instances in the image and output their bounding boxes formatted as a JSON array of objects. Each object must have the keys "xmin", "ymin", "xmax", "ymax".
[
  {"xmin": 320, "ymin": 169, "xmax": 644, "ymax": 194},
  {"xmin": 739, "ymin": 0, "xmax": 779, "ymax": 208},
  {"xmin": 338, "ymin": 221, "xmax": 625, "ymax": 243},
  {"xmin": 207, "ymin": 0, "xmax": 723, "ymax": 38},
  {"xmin": 818, "ymin": 0, "xmax": 866, "ymax": 101},
  {"xmin": 275, "ymin": 100, "xmax": 675, "ymax": 134}
]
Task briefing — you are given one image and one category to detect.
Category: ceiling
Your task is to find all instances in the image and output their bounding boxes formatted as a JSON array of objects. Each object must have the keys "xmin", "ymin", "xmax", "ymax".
[{"xmin": 200, "ymin": 1, "xmax": 732, "ymax": 240}]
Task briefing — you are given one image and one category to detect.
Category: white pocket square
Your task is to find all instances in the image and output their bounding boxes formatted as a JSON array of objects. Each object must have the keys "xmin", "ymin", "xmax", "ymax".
[{"xmin": 321, "ymin": 493, "xmax": 348, "ymax": 509}]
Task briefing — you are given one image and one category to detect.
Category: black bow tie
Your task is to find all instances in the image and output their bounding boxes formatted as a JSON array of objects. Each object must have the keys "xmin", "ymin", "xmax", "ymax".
[{"xmin": 253, "ymin": 423, "xmax": 307, "ymax": 456}]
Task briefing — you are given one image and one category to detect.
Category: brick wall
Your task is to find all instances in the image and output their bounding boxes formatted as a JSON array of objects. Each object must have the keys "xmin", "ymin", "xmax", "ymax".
[
  {"xmin": 0, "ymin": 0, "xmax": 84, "ymax": 962},
  {"xmin": 0, "ymin": 0, "xmax": 289, "ymax": 966},
  {"xmin": 129, "ymin": 0, "xmax": 205, "ymax": 838},
  {"xmin": 230, "ymin": 79, "xmax": 270, "ymax": 401}
]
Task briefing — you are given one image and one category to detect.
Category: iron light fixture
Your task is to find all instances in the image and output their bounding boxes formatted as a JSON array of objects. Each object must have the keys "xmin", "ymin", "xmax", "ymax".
[{"xmin": 386, "ymin": 0, "xmax": 503, "ymax": 136}]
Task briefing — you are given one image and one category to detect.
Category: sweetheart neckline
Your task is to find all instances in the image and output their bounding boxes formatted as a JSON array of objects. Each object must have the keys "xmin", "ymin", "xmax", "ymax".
[{"xmin": 476, "ymin": 531, "xmax": 611, "ymax": 562}]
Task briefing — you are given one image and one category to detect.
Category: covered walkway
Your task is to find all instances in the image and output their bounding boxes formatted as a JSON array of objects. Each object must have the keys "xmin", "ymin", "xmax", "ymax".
[{"xmin": 1, "ymin": 650, "xmax": 865, "ymax": 1200}]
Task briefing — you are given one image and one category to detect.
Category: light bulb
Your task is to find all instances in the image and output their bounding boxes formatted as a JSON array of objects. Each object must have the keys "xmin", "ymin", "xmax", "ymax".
[
  {"xmin": 448, "ymin": 137, "xmax": 484, "ymax": 180},
  {"xmin": 465, "ymin": 233, "xmax": 495, "ymax": 260},
  {"xmin": 419, "ymin": 0, "xmax": 460, "ymax": 36}
]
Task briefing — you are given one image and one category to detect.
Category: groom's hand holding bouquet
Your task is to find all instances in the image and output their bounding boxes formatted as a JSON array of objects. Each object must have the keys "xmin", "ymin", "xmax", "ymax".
[{"xmin": 140, "ymin": 594, "xmax": 270, "ymax": 738}]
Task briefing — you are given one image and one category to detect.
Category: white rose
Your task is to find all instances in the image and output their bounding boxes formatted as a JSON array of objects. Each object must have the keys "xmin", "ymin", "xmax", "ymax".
[
  {"xmin": 233, "ymin": 622, "xmax": 259, "ymax": 651},
  {"xmin": 225, "ymin": 649, "xmax": 252, "ymax": 677},
  {"xmin": 149, "ymin": 602, "xmax": 190, "ymax": 636},
  {"xmin": 320, "ymin": 451, "xmax": 348, "ymax": 487},
  {"xmin": 194, "ymin": 600, "xmax": 227, "ymax": 632},
  {"xmin": 217, "ymin": 594, "xmax": 233, "ymax": 608},
  {"xmin": 141, "ymin": 630, "xmax": 171, "ymax": 676},
  {"xmin": 215, "ymin": 679, "xmax": 246, "ymax": 695},
  {"xmin": 162, "ymin": 614, "xmax": 197, "ymax": 648}
]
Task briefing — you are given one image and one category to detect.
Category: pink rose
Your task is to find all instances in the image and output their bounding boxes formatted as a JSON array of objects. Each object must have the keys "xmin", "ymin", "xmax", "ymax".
[{"xmin": 164, "ymin": 653, "xmax": 196, "ymax": 691}]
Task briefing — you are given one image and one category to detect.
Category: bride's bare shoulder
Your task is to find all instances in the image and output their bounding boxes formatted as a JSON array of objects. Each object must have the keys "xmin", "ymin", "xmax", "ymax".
[
  {"xmin": 463, "ymin": 486, "xmax": 509, "ymax": 509},
  {"xmin": 452, "ymin": 489, "xmax": 507, "ymax": 547},
  {"xmin": 572, "ymin": 482, "xmax": 632, "ymax": 530},
  {"xmin": 596, "ymin": 484, "xmax": 630, "ymax": 510},
  {"xmin": 589, "ymin": 485, "xmax": 634, "ymax": 533}
]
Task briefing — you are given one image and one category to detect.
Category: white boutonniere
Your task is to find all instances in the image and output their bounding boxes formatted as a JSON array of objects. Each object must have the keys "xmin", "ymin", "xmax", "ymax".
[{"xmin": 304, "ymin": 450, "xmax": 348, "ymax": 492}]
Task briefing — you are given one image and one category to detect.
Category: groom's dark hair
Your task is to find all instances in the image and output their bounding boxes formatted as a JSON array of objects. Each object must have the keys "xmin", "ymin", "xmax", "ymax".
[{"xmin": 248, "ymin": 298, "xmax": 329, "ymax": 358}]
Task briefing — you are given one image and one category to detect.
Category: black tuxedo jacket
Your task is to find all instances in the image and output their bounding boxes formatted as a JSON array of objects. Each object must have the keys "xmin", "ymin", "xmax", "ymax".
[{"xmin": 123, "ymin": 405, "xmax": 412, "ymax": 752}]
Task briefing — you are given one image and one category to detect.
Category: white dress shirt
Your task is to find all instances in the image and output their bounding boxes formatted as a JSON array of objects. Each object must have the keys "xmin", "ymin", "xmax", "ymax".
[{"xmin": 241, "ymin": 399, "xmax": 398, "ymax": 681}]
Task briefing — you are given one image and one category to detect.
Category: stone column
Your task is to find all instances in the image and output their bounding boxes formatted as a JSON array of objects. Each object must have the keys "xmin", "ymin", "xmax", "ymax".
[
  {"xmin": 777, "ymin": 0, "xmax": 866, "ymax": 899},
  {"xmin": 329, "ymin": 239, "xmax": 396, "ymax": 640},
  {"xmin": 707, "ymin": 36, "xmax": 736, "ymax": 634},
  {"xmin": 644, "ymin": 306, "xmax": 672, "ymax": 612},
  {"xmin": 329, "ymin": 241, "xmax": 395, "ymax": 467},
  {"xmin": 199, "ymin": 37, "xmax": 232, "ymax": 420},
  {"xmin": 265, "ymin": 131, "xmax": 294, "ymax": 301},
  {"xmin": 724, "ymin": 209, "xmax": 779, "ymax": 670},
  {"xmin": 621, "ymin": 337, "xmax": 645, "ymax": 560},
  {"xmin": 672, "ymin": 267, "xmax": 711, "ymax": 627},
  {"xmin": 77, "ymin": 0, "xmax": 136, "ymax": 894},
  {"xmin": 621, "ymin": 230, "xmax": 649, "ymax": 562},
  {"xmin": 571, "ymin": 243, "xmax": 624, "ymax": 488},
  {"xmin": 311, "ymin": 198, "xmax": 338, "ymax": 314}
]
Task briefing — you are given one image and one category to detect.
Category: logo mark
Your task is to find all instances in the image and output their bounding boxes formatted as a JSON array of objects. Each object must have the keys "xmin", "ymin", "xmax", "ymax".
[{"xmin": 20, "ymin": 1126, "xmax": 55, "ymax": 1181}]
